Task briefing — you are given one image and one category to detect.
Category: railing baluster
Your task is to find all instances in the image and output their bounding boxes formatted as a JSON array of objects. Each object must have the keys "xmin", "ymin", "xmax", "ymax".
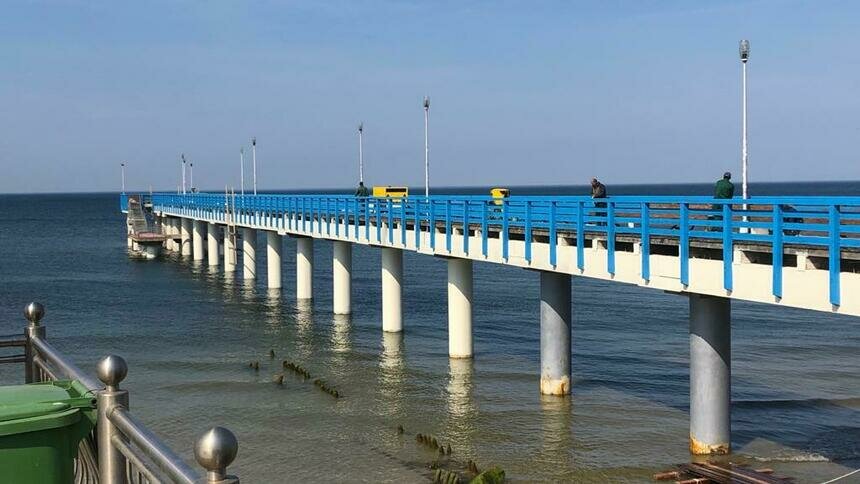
[
  {"xmin": 680, "ymin": 203, "xmax": 689, "ymax": 286},
  {"xmin": 388, "ymin": 198, "xmax": 394, "ymax": 244},
  {"xmin": 549, "ymin": 201, "xmax": 557, "ymax": 267},
  {"xmin": 446, "ymin": 199, "xmax": 452, "ymax": 253},
  {"xmin": 401, "ymin": 199, "xmax": 407, "ymax": 246},
  {"xmin": 607, "ymin": 201, "xmax": 615, "ymax": 275},
  {"xmin": 576, "ymin": 201, "xmax": 584, "ymax": 271},
  {"xmin": 829, "ymin": 204, "xmax": 841, "ymax": 306},
  {"xmin": 481, "ymin": 200, "xmax": 488, "ymax": 257},
  {"xmin": 525, "ymin": 201, "xmax": 532, "ymax": 263},
  {"xmin": 430, "ymin": 201, "xmax": 436, "ymax": 250},
  {"xmin": 415, "ymin": 198, "xmax": 421, "ymax": 248},
  {"xmin": 722, "ymin": 203, "xmax": 733, "ymax": 291},
  {"xmin": 641, "ymin": 202, "xmax": 650, "ymax": 282},
  {"xmin": 502, "ymin": 200, "xmax": 509, "ymax": 261},
  {"xmin": 462, "ymin": 201, "xmax": 470, "ymax": 254},
  {"xmin": 772, "ymin": 204, "xmax": 783, "ymax": 298}
]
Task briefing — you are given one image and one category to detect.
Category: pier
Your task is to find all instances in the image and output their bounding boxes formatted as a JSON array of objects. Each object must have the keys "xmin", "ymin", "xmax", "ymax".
[{"xmin": 121, "ymin": 192, "xmax": 860, "ymax": 456}]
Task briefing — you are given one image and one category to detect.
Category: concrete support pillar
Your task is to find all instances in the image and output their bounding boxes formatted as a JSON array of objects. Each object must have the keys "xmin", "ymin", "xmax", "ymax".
[
  {"xmin": 224, "ymin": 228, "xmax": 237, "ymax": 272},
  {"xmin": 689, "ymin": 294, "xmax": 731, "ymax": 455},
  {"xmin": 267, "ymin": 232, "xmax": 282, "ymax": 289},
  {"xmin": 242, "ymin": 228, "xmax": 257, "ymax": 280},
  {"xmin": 192, "ymin": 220, "xmax": 205, "ymax": 261},
  {"xmin": 180, "ymin": 218, "xmax": 192, "ymax": 257},
  {"xmin": 448, "ymin": 258, "xmax": 473, "ymax": 358},
  {"xmin": 333, "ymin": 241, "xmax": 352, "ymax": 315},
  {"xmin": 167, "ymin": 218, "xmax": 177, "ymax": 252},
  {"xmin": 164, "ymin": 218, "xmax": 174, "ymax": 251},
  {"xmin": 296, "ymin": 237, "xmax": 314, "ymax": 300},
  {"xmin": 381, "ymin": 248, "xmax": 403, "ymax": 332},
  {"xmin": 207, "ymin": 223, "xmax": 220, "ymax": 267},
  {"xmin": 540, "ymin": 272, "xmax": 571, "ymax": 396}
]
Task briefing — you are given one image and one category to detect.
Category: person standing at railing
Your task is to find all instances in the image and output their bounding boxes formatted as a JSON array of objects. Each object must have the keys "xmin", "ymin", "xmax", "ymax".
[
  {"xmin": 710, "ymin": 172, "xmax": 735, "ymax": 230},
  {"xmin": 355, "ymin": 181, "xmax": 370, "ymax": 197},
  {"xmin": 591, "ymin": 177, "xmax": 607, "ymax": 226}
]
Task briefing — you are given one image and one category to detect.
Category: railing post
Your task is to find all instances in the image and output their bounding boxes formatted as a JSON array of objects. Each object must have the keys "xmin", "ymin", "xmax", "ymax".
[
  {"xmin": 24, "ymin": 302, "xmax": 46, "ymax": 383},
  {"xmin": 195, "ymin": 427, "xmax": 240, "ymax": 483},
  {"xmin": 97, "ymin": 355, "xmax": 130, "ymax": 484}
]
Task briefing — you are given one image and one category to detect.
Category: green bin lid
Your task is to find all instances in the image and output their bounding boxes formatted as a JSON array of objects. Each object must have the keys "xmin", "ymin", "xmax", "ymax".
[{"xmin": 0, "ymin": 381, "xmax": 96, "ymax": 435}]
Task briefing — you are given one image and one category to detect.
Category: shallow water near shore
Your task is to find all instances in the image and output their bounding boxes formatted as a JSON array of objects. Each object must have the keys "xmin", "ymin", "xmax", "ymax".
[{"xmin": 1, "ymin": 186, "xmax": 859, "ymax": 482}]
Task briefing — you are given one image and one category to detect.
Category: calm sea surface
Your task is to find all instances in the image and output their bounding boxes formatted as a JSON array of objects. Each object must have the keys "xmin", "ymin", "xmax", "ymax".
[{"xmin": 1, "ymin": 182, "xmax": 859, "ymax": 483}]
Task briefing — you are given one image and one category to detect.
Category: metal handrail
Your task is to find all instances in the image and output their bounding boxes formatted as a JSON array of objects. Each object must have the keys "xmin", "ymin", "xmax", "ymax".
[
  {"xmin": 146, "ymin": 191, "xmax": 860, "ymax": 307},
  {"xmin": 31, "ymin": 336, "xmax": 102, "ymax": 392},
  {"xmin": 0, "ymin": 302, "xmax": 240, "ymax": 484},
  {"xmin": 109, "ymin": 407, "xmax": 198, "ymax": 483}
]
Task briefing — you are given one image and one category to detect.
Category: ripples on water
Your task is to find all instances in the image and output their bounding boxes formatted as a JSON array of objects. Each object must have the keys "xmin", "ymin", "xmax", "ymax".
[{"xmin": 0, "ymin": 189, "xmax": 858, "ymax": 483}]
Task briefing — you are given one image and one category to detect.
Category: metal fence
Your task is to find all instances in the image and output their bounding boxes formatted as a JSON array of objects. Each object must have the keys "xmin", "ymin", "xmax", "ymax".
[
  {"xmin": 1, "ymin": 302, "xmax": 240, "ymax": 484},
  {"xmin": 136, "ymin": 192, "xmax": 860, "ymax": 307}
]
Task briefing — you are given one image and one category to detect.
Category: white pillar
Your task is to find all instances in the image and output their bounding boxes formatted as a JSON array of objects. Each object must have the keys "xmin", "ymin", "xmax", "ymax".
[
  {"xmin": 267, "ymin": 232, "xmax": 282, "ymax": 289},
  {"xmin": 381, "ymin": 248, "xmax": 403, "ymax": 332},
  {"xmin": 207, "ymin": 223, "xmax": 220, "ymax": 266},
  {"xmin": 242, "ymin": 228, "xmax": 257, "ymax": 280},
  {"xmin": 164, "ymin": 218, "xmax": 175, "ymax": 251},
  {"xmin": 180, "ymin": 218, "xmax": 192, "ymax": 256},
  {"xmin": 192, "ymin": 220, "xmax": 205, "ymax": 261},
  {"xmin": 296, "ymin": 237, "xmax": 314, "ymax": 300},
  {"xmin": 689, "ymin": 294, "xmax": 731, "ymax": 455},
  {"xmin": 540, "ymin": 271, "xmax": 571, "ymax": 396},
  {"xmin": 224, "ymin": 228, "xmax": 237, "ymax": 272},
  {"xmin": 333, "ymin": 241, "xmax": 352, "ymax": 315},
  {"xmin": 448, "ymin": 258, "xmax": 473, "ymax": 358}
]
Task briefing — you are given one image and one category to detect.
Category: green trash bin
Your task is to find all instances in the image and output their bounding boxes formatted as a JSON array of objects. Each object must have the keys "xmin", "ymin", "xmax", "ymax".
[{"xmin": 0, "ymin": 380, "xmax": 97, "ymax": 484}]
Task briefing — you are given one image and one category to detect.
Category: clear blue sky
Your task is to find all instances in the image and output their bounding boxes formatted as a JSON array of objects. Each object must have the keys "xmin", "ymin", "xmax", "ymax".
[{"xmin": 1, "ymin": 0, "xmax": 858, "ymax": 193}]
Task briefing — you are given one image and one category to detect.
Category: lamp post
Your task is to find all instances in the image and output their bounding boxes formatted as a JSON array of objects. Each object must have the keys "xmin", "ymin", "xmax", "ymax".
[
  {"xmin": 189, "ymin": 162, "xmax": 194, "ymax": 192},
  {"xmin": 358, "ymin": 122, "xmax": 364, "ymax": 184},
  {"xmin": 120, "ymin": 163, "xmax": 126, "ymax": 194},
  {"xmin": 239, "ymin": 148, "xmax": 245, "ymax": 196},
  {"xmin": 423, "ymin": 96, "xmax": 430, "ymax": 198},
  {"xmin": 181, "ymin": 154, "xmax": 187, "ymax": 195},
  {"xmin": 739, "ymin": 39, "xmax": 750, "ymax": 201},
  {"xmin": 251, "ymin": 137, "xmax": 257, "ymax": 195}
]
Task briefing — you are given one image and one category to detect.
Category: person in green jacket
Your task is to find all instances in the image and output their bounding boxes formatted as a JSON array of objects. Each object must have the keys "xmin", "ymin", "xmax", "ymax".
[
  {"xmin": 354, "ymin": 181, "xmax": 370, "ymax": 197},
  {"xmin": 710, "ymin": 172, "xmax": 735, "ymax": 230},
  {"xmin": 714, "ymin": 172, "xmax": 734, "ymax": 199}
]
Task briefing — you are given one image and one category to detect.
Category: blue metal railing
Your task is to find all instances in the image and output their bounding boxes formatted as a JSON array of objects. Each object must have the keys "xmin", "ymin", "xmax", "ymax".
[{"xmin": 132, "ymin": 193, "xmax": 860, "ymax": 307}]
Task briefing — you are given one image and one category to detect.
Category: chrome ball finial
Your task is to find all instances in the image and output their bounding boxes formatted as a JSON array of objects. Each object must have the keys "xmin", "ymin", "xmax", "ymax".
[
  {"xmin": 96, "ymin": 355, "xmax": 128, "ymax": 390},
  {"xmin": 195, "ymin": 427, "xmax": 238, "ymax": 481},
  {"xmin": 24, "ymin": 302, "xmax": 45, "ymax": 325}
]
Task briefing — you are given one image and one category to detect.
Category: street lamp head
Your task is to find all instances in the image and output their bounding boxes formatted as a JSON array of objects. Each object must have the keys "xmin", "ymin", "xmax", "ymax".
[
  {"xmin": 739, "ymin": 39, "xmax": 750, "ymax": 63},
  {"xmin": 181, "ymin": 153, "xmax": 186, "ymax": 163},
  {"xmin": 252, "ymin": 137, "xmax": 256, "ymax": 146},
  {"xmin": 358, "ymin": 122, "xmax": 363, "ymax": 133},
  {"xmin": 423, "ymin": 96, "xmax": 430, "ymax": 109}
]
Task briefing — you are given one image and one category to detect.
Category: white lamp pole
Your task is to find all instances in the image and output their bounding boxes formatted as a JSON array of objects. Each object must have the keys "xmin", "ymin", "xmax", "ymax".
[
  {"xmin": 252, "ymin": 137, "xmax": 257, "ymax": 195},
  {"xmin": 189, "ymin": 162, "xmax": 194, "ymax": 192},
  {"xmin": 424, "ymin": 96, "xmax": 430, "ymax": 198},
  {"xmin": 240, "ymin": 147, "xmax": 245, "ymax": 196},
  {"xmin": 181, "ymin": 154, "xmax": 187, "ymax": 195},
  {"xmin": 121, "ymin": 163, "xmax": 126, "ymax": 193},
  {"xmin": 740, "ymin": 39, "xmax": 750, "ymax": 200},
  {"xmin": 358, "ymin": 122, "xmax": 364, "ymax": 184}
]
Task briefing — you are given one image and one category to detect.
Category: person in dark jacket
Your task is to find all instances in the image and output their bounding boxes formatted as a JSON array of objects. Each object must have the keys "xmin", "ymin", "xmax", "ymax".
[
  {"xmin": 590, "ymin": 177, "xmax": 607, "ymax": 225},
  {"xmin": 591, "ymin": 177, "xmax": 607, "ymax": 201},
  {"xmin": 710, "ymin": 172, "xmax": 735, "ymax": 230},
  {"xmin": 354, "ymin": 181, "xmax": 370, "ymax": 197},
  {"xmin": 714, "ymin": 172, "xmax": 734, "ymax": 199}
]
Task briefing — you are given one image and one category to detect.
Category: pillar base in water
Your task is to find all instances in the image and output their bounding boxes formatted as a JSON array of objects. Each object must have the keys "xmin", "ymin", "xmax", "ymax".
[
  {"xmin": 448, "ymin": 258, "xmax": 473, "ymax": 358},
  {"xmin": 297, "ymin": 237, "xmax": 314, "ymax": 300},
  {"xmin": 689, "ymin": 294, "xmax": 731, "ymax": 455},
  {"xmin": 540, "ymin": 271, "xmax": 571, "ymax": 396},
  {"xmin": 333, "ymin": 241, "xmax": 352, "ymax": 315},
  {"xmin": 381, "ymin": 247, "xmax": 403, "ymax": 333}
]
